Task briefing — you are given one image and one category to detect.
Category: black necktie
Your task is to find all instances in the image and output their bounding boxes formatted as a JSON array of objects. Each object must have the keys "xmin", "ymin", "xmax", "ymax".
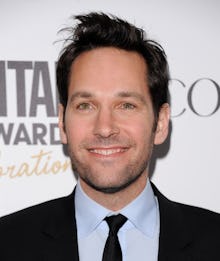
[{"xmin": 102, "ymin": 214, "xmax": 127, "ymax": 261}]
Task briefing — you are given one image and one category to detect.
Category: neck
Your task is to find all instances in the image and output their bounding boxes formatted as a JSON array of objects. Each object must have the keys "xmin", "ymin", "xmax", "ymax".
[{"xmin": 79, "ymin": 174, "xmax": 148, "ymax": 211}]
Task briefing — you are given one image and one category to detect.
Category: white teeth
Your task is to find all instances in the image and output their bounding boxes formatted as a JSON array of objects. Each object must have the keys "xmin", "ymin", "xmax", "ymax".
[{"xmin": 90, "ymin": 148, "xmax": 123, "ymax": 155}]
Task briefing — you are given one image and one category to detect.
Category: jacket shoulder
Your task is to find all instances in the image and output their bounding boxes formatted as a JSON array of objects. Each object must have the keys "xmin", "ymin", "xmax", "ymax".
[
  {"xmin": 178, "ymin": 201, "xmax": 220, "ymax": 234},
  {"xmin": 0, "ymin": 192, "xmax": 74, "ymax": 234},
  {"xmin": 0, "ymin": 193, "xmax": 77, "ymax": 260},
  {"xmin": 154, "ymin": 184, "xmax": 220, "ymax": 259}
]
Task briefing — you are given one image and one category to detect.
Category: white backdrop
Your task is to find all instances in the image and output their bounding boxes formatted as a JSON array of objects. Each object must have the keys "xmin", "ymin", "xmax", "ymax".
[{"xmin": 0, "ymin": 0, "xmax": 219, "ymax": 217}]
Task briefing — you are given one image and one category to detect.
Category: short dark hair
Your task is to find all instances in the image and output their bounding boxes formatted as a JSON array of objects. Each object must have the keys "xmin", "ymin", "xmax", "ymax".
[{"xmin": 56, "ymin": 12, "xmax": 170, "ymax": 119}]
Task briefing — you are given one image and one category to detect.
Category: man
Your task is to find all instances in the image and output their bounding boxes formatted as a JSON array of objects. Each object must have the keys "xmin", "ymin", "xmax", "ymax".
[{"xmin": 0, "ymin": 12, "xmax": 220, "ymax": 261}]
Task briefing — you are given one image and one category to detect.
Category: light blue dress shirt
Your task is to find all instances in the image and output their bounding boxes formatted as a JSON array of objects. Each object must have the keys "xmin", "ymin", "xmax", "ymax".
[{"xmin": 75, "ymin": 180, "xmax": 160, "ymax": 261}]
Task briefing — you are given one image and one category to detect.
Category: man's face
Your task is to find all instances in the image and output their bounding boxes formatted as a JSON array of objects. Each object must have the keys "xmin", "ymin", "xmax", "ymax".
[{"xmin": 59, "ymin": 47, "xmax": 169, "ymax": 194}]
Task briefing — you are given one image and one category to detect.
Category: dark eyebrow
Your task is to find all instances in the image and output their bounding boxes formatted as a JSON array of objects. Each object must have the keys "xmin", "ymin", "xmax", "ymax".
[
  {"xmin": 69, "ymin": 91, "xmax": 93, "ymax": 103},
  {"xmin": 116, "ymin": 91, "xmax": 146, "ymax": 104},
  {"xmin": 69, "ymin": 90, "xmax": 146, "ymax": 104}
]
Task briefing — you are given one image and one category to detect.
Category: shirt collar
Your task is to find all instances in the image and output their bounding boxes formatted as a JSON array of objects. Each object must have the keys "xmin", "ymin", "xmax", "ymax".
[
  {"xmin": 120, "ymin": 180, "xmax": 159, "ymax": 237},
  {"xmin": 75, "ymin": 181, "xmax": 109, "ymax": 238},
  {"xmin": 75, "ymin": 179, "xmax": 158, "ymax": 238}
]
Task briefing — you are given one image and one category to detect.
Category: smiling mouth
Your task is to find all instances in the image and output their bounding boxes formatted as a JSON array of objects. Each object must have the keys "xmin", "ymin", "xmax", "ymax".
[{"xmin": 88, "ymin": 147, "xmax": 128, "ymax": 156}]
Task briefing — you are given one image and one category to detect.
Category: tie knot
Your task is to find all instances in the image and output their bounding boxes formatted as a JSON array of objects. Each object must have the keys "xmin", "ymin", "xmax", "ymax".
[{"xmin": 105, "ymin": 214, "xmax": 127, "ymax": 236}]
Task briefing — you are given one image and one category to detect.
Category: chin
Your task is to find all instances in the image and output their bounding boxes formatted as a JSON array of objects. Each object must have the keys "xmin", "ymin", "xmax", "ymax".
[{"xmin": 81, "ymin": 172, "xmax": 143, "ymax": 194}]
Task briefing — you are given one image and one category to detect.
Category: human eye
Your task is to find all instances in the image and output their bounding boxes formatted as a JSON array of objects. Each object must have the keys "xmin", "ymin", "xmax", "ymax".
[
  {"xmin": 120, "ymin": 102, "xmax": 136, "ymax": 110},
  {"xmin": 76, "ymin": 102, "xmax": 93, "ymax": 111}
]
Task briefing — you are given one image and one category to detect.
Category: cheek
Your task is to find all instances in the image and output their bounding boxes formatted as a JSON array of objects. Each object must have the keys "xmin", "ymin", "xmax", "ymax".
[
  {"xmin": 125, "ymin": 122, "xmax": 149, "ymax": 142},
  {"xmin": 65, "ymin": 115, "xmax": 92, "ymax": 143},
  {"xmin": 125, "ymin": 113, "xmax": 152, "ymax": 133},
  {"xmin": 125, "ymin": 116, "xmax": 155, "ymax": 149}
]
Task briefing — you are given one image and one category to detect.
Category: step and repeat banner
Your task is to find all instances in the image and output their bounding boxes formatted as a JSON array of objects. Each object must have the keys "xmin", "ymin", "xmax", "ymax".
[{"xmin": 0, "ymin": 0, "xmax": 219, "ymax": 216}]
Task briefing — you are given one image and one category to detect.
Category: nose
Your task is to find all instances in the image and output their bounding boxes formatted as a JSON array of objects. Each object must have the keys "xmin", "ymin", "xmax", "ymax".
[{"xmin": 93, "ymin": 107, "xmax": 120, "ymax": 138}]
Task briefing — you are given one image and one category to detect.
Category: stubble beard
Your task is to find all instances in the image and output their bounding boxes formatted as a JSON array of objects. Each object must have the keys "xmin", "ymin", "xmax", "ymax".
[{"xmin": 67, "ymin": 142, "xmax": 154, "ymax": 194}]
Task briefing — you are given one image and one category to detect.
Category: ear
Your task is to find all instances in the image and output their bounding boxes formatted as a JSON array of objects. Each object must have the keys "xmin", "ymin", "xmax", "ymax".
[
  {"xmin": 154, "ymin": 103, "xmax": 170, "ymax": 145},
  {"xmin": 58, "ymin": 104, "xmax": 67, "ymax": 144}
]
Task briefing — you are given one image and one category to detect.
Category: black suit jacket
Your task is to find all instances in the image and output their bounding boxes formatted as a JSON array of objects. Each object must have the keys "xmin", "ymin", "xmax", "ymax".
[{"xmin": 0, "ymin": 184, "xmax": 220, "ymax": 261}]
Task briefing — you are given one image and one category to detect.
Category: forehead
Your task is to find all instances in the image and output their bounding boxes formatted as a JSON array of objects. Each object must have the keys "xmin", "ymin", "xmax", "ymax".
[{"xmin": 68, "ymin": 47, "xmax": 149, "ymax": 97}]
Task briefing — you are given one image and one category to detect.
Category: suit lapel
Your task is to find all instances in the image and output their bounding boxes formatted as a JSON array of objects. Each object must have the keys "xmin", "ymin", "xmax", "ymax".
[
  {"xmin": 41, "ymin": 191, "xmax": 79, "ymax": 261},
  {"xmin": 151, "ymin": 183, "xmax": 194, "ymax": 261},
  {"xmin": 38, "ymin": 183, "xmax": 194, "ymax": 260}
]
